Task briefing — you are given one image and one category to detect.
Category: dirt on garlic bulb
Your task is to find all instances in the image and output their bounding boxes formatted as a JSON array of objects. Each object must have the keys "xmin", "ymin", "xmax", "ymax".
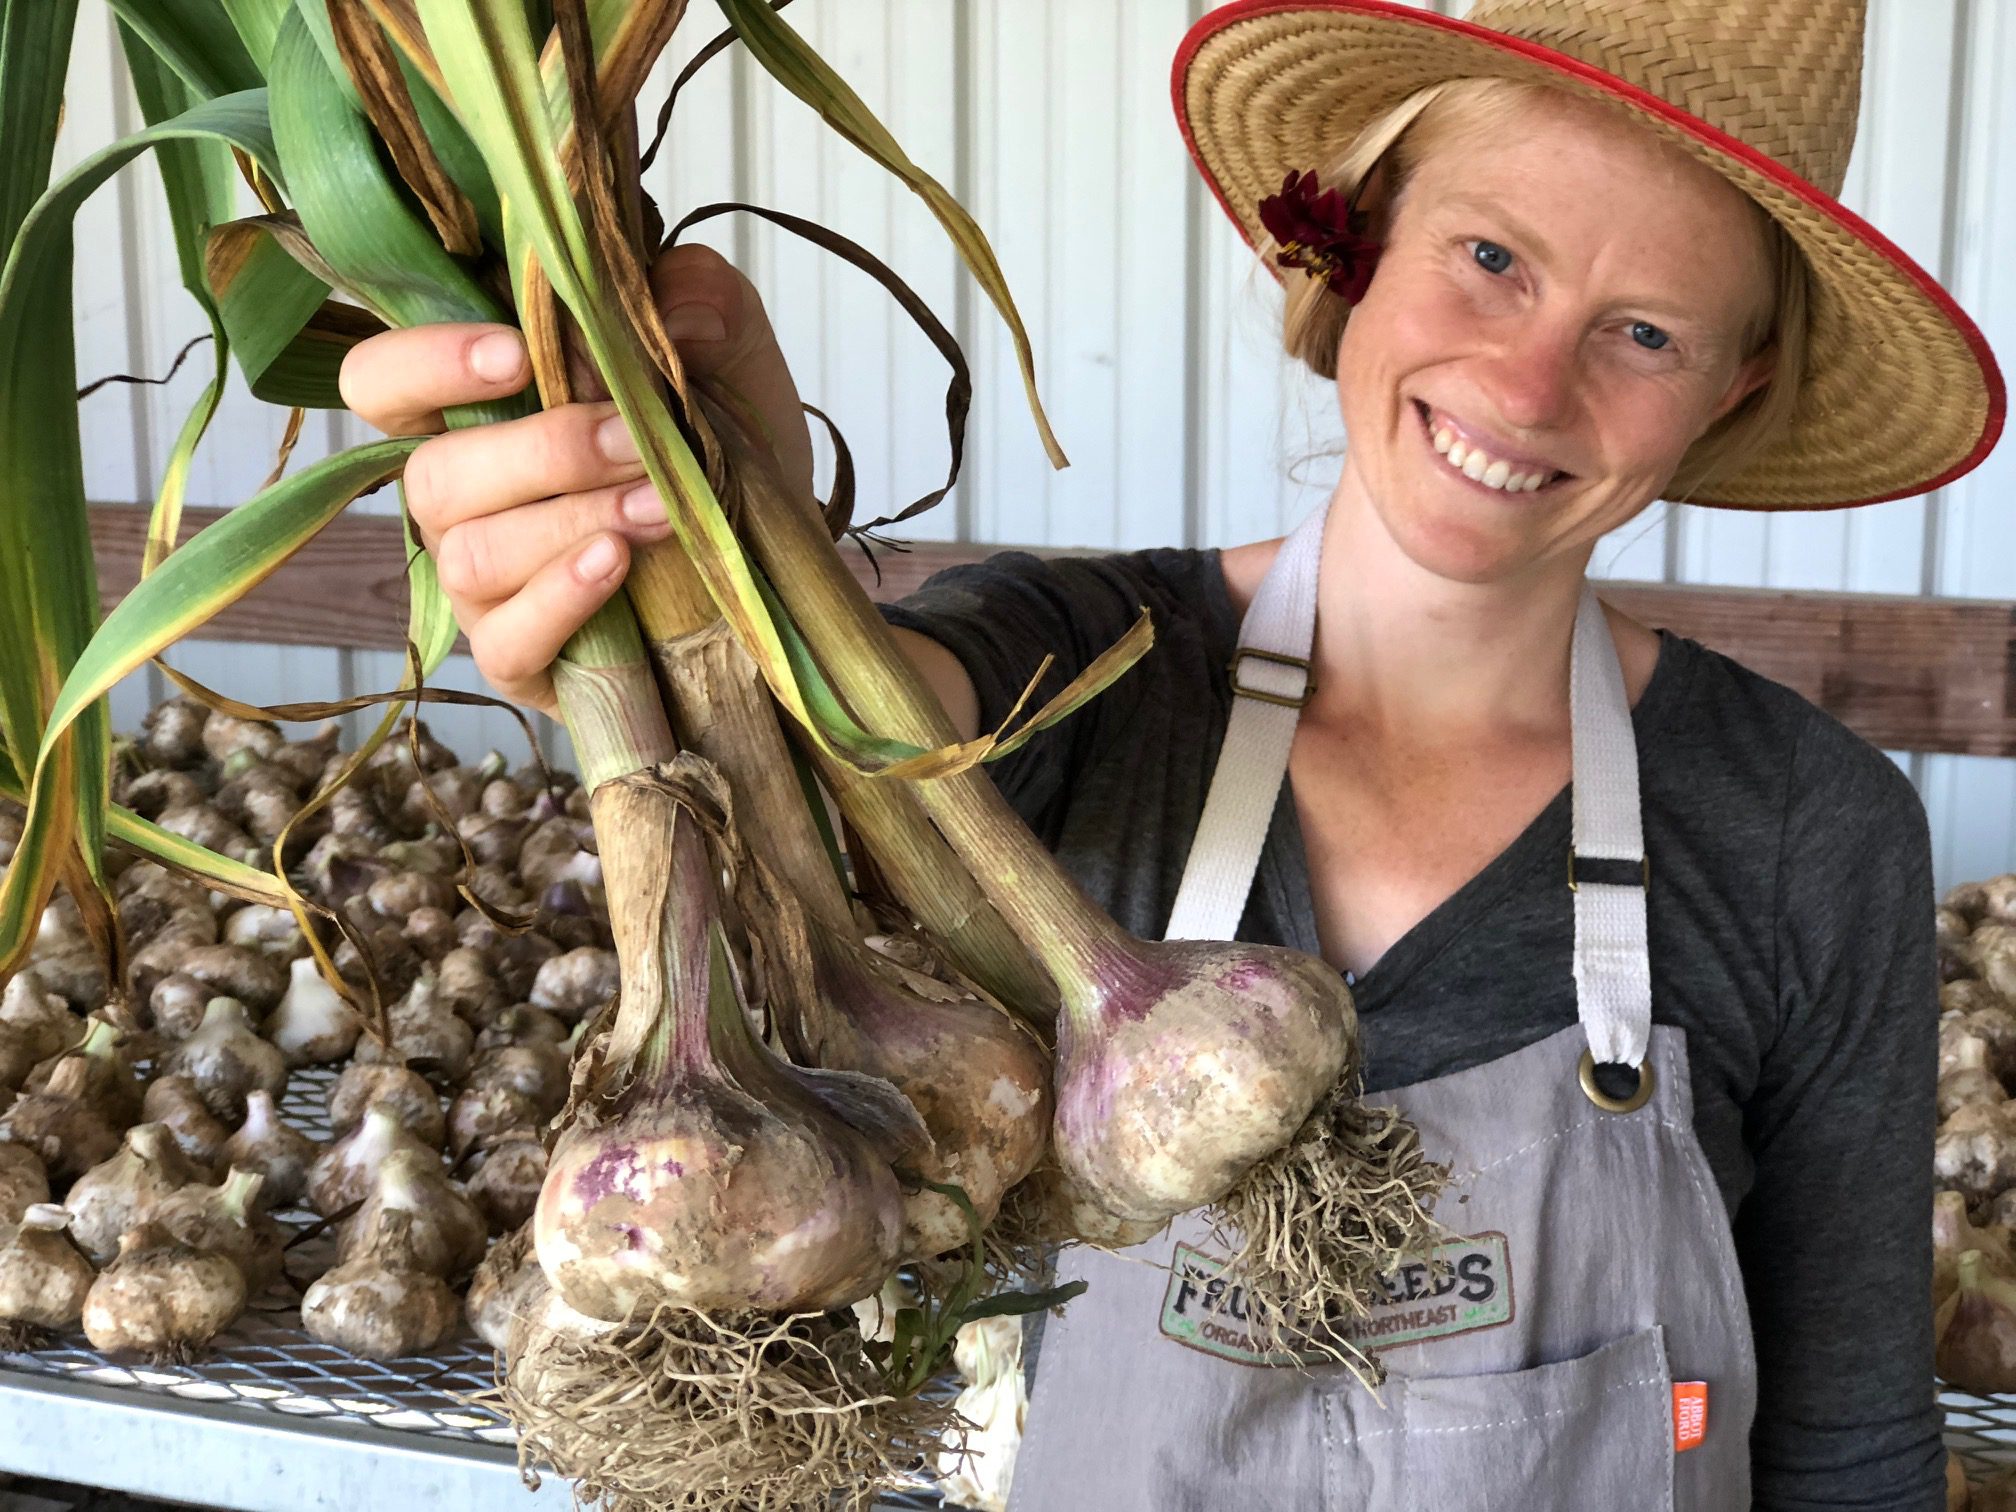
[
  {"xmin": 81, "ymin": 1221, "xmax": 246, "ymax": 1360},
  {"xmin": 303, "ymin": 1209, "xmax": 461, "ymax": 1360}
]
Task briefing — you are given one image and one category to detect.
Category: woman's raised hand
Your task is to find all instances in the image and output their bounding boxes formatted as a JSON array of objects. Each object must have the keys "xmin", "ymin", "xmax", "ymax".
[{"xmin": 338, "ymin": 243, "xmax": 815, "ymax": 716}]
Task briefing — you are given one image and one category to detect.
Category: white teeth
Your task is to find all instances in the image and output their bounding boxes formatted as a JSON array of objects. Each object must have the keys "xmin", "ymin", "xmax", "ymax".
[{"xmin": 1423, "ymin": 410, "xmax": 1557, "ymax": 493}]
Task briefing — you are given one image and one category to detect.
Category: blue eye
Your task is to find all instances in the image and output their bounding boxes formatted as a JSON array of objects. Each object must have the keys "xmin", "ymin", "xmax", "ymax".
[
  {"xmin": 1472, "ymin": 240, "xmax": 1513, "ymax": 274},
  {"xmin": 1629, "ymin": 320, "xmax": 1671, "ymax": 351}
]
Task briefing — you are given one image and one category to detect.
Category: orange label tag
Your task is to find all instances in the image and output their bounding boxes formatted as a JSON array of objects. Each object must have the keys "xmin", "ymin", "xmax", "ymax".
[{"xmin": 1672, "ymin": 1382, "xmax": 1708, "ymax": 1452}]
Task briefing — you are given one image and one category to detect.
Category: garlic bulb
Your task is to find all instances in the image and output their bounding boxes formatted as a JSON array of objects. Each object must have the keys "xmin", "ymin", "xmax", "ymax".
[
  {"xmin": 263, "ymin": 957, "xmax": 360, "ymax": 1068},
  {"xmin": 160, "ymin": 998, "xmax": 287, "ymax": 1123},
  {"xmin": 350, "ymin": 973, "xmax": 474, "ymax": 1085},
  {"xmin": 219, "ymin": 1091, "xmax": 321, "ymax": 1210},
  {"xmin": 174, "ymin": 943, "xmax": 286, "ymax": 1014},
  {"xmin": 0, "ymin": 1204, "xmax": 95, "ymax": 1334},
  {"xmin": 1937, "ymin": 1103, "xmax": 2016, "ymax": 1205},
  {"xmin": 63, "ymin": 1123, "xmax": 204, "ymax": 1265},
  {"xmin": 447, "ymin": 1082, "xmax": 542, "ymax": 1163},
  {"xmin": 141, "ymin": 1075, "xmax": 231, "ymax": 1169},
  {"xmin": 148, "ymin": 973, "xmax": 214, "ymax": 1040},
  {"xmin": 151, "ymin": 1168, "xmax": 285, "ymax": 1294},
  {"xmin": 1940, "ymin": 1040, "xmax": 2007, "ymax": 1120},
  {"xmin": 529, "ymin": 945, "xmax": 619, "ymax": 1022},
  {"xmin": 24, "ymin": 1017, "xmax": 143, "ymax": 1127},
  {"xmin": 223, "ymin": 904, "xmax": 305, "ymax": 957},
  {"xmin": 1936, "ymin": 1248, "xmax": 2016, "ymax": 1393},
  {"xmin": 0, "ymin": 1052, "xmax": 124, "ymax": 1187},
  {"xmin": 467, "ymin": 1139, "xmax": 547, "ymax": 1234},
  {"xmin": 81, "ymin": 1221, "xmax": 246, "ymax": 1358},
  {"xmin": 301, "ymin": 1209, "xmax": 460, "ymax": 1360},
  {"xmin": 307, "ymin": 1105, "xmax": 437, "ymax": 1217},
  {"xmin": 0, "ymin": 1143, "xmax": 50, "ymax": 1227},
  {"xmin": 339, "ymin": 1149, "xmax": 485, "ymax": 1279},
  {"xmin": 327, "ymin": 1063, "xmax": 445, "ymax": 1149},
  {"xmin": 0, "ymin": 969, "xmax": 82, "ymax": 1090},
  {"xmin": 465, "ymin": 1223, "xmax": 538, "ymax": 1352}
]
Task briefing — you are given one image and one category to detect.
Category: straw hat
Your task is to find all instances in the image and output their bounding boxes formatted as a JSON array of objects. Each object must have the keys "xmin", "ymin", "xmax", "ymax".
[{"xmin": 1173, "ymin": 0, "xmax": 2006, "ymax": 509}]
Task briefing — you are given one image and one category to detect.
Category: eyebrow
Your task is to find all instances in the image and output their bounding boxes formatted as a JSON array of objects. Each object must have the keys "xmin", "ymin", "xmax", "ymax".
[{"xmin": 1437, "ymin": 191, "xmax": 1717, "ymax": 328}]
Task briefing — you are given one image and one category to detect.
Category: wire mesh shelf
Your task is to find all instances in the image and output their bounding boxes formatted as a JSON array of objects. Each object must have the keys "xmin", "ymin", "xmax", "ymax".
[{"xmin": 1943, "ymin": 1383, "xmax": 2016, "ymax": 1484}]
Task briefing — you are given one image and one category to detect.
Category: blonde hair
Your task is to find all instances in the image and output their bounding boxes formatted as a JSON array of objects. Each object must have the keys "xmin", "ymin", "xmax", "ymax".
[{"xmin": 1276, "ymin": 74, "xmax": 1811, "ymax": 503}]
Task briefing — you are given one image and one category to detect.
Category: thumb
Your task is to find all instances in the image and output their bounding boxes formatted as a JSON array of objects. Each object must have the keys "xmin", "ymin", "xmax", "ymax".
[{"xmin": 647, "ymin": 242, "xmax": 815, "ymax": 501}]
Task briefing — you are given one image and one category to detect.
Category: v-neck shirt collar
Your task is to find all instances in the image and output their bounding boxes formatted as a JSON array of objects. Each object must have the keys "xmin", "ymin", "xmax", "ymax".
[{"xmin": 1200, "ymin": 547, "xmax": 1697, "ymax": 1014}]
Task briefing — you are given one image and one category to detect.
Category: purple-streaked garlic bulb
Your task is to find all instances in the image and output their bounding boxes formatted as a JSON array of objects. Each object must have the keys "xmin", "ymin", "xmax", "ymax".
[{"xmin": 534, "ymin": 764, "xmax": 908, "ymax": 1322}]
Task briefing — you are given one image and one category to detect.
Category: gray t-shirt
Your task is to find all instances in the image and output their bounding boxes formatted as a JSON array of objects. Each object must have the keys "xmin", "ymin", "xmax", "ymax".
[{"xmin": 882, "ymin": 545, "xmax": 1942, "ymax": 1512}]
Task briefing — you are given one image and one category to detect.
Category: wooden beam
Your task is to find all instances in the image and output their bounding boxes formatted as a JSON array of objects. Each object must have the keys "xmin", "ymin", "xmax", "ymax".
[{"xmin": 92, "ymin": 503, "xmax": 2016, "ymax": 757}]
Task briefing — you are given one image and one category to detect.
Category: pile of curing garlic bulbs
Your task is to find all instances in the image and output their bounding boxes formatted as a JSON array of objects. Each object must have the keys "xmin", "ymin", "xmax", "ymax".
[
  {"xmin": 1929, "ymin": 874, "xmax": 2016, "ymax": 1509},
  {"xmin": 0, "ymin": 700, "xmax": 598, "ymax": 1364}
]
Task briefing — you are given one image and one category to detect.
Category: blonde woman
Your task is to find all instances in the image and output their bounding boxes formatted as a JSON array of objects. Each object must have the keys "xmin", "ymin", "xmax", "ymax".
[{"xmin": 341, "ymin": 1, "xmax": 2002, "ymax": 1505}]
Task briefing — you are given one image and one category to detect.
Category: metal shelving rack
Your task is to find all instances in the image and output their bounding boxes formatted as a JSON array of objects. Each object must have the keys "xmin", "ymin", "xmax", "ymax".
[{"xmin": 0, "ymin": 1069, "xmax": 945, "ymax": 1510}]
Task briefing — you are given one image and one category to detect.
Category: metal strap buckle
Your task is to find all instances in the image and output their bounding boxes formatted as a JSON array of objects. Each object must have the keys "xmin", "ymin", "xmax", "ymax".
[
  {"xmin": 1567, "ymin": 850, "xmax": 1651, "ymax": 892},
  {"xmin": 1227, "ymin": 648, "xmax": 1315, "ymax": 709}
]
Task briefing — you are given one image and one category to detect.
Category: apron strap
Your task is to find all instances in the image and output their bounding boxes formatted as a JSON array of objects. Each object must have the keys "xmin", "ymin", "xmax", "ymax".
[
  {"xmin": 1163, "ymin": 512, "xmax": 1653, "ymax": 1077},
  {"xmin": 1163, "ymin": 501, "xmax": 1328, "ymax": 942},
  {"xmin": 1569, "ymin": 585, "xmax": 1652, "ymax": 1070}
]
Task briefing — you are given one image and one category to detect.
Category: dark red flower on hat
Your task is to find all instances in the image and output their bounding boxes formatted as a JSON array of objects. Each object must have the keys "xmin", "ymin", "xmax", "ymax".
[{"xmin": 1257, "ymin": 169, "xmax": 1381, "ymax": 305}]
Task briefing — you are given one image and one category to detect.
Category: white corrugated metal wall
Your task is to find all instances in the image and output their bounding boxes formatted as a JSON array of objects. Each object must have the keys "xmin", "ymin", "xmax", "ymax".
[{"xmin": 58, "ymin": 0, "xmax": 2014, "ymax": 892}]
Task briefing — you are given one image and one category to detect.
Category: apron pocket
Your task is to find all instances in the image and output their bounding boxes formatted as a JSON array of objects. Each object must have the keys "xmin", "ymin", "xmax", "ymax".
[{"xmin": 1325, "ymin": 1324, "xmax": 1677, "ymax": 1512}]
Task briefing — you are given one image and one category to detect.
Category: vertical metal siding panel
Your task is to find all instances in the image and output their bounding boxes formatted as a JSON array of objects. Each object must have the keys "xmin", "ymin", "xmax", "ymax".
[
  {"xmin": 1752, "ymin": 0, "xmax": 1958, "ymax": 598},
  {"xmin": 1113, "ymin": 1, "xmax": 1210, "ymax": 550},
  {"xmin": 964, "ymin": 0, "xmax": 1056, "ymax": 546},
  {"xmin": 1922, "ymin": 0, "xmax": 2016, "ymax": 892},
  {"xmin": 872, "ymin": 1, "xmax": 963, "ymax": 547},
  {"xmin": 744, "ymin": 3, "xmax": 962, "ymax": 548}
]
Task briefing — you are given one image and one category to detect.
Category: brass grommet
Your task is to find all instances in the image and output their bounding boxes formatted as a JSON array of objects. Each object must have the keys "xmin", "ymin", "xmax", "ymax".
[{"xmin": 1578, "ymin": 1049, "xmax": 1655, "ymax": 1114}]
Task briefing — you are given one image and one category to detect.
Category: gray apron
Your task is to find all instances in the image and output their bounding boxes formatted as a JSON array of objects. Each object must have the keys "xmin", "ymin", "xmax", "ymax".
[{"xmin": 1005, "ymin": 506, "xmax": 1757, "ymax": 1511}]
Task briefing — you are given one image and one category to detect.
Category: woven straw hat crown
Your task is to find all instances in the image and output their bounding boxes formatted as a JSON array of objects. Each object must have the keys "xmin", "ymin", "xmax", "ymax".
[
  {"xmin": 1174, "ymin": 0, "xmax": 2005, "ymax": 509},
  {"xmin": 1470, "ymin": 0, "xmax": 1864, "ymax": 194}
]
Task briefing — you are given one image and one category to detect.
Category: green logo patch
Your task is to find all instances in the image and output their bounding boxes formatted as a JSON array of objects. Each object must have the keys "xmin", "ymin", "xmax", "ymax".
[{"xmin": 1159, "ymin": 1233, "xmax": 1515, "ymax": 1366}]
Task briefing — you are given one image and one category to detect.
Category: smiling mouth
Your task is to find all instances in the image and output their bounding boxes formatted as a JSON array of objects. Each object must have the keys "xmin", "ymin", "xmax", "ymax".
[{"xmin": 1413, "ymin": 401, "xmax": 1571, "ymax": 494}]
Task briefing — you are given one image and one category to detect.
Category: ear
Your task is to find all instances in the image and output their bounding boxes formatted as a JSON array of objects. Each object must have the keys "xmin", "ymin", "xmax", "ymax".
[{"xmin": 1711, "ymin": 343, "xmax": 1777, "ymax": 425}]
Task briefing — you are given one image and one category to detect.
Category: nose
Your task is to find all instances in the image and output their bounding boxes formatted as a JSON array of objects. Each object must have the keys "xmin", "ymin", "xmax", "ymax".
[{"xmin": 1473, "ymin": 316, "xmax": 1581, "ymax": 434}]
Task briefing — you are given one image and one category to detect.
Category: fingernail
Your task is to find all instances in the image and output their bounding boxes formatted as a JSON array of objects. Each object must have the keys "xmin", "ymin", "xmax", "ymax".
[
  {"xmin": 662, "ymin": 302, "xmax": 727, "ymax": 343},
  {"xmin": 596, "ymin": 414, "xmax": 639, "ymax": 463},
  {"xmin": 621, "ymin": 482, "xmax": 668, "ymax": 530},
  {"xmin": 575, "ymin": 535, "xmax": 621, "ymax": 582},
  {"xmin": 469, "ymin": 330, "xmax": 525, "ymax": 382}
]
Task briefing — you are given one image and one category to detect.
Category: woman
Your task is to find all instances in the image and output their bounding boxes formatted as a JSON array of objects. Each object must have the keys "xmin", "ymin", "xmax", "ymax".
[{"xmin": 341, "ymin": 1, "xmax": 2002, "ymax": 1505}]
